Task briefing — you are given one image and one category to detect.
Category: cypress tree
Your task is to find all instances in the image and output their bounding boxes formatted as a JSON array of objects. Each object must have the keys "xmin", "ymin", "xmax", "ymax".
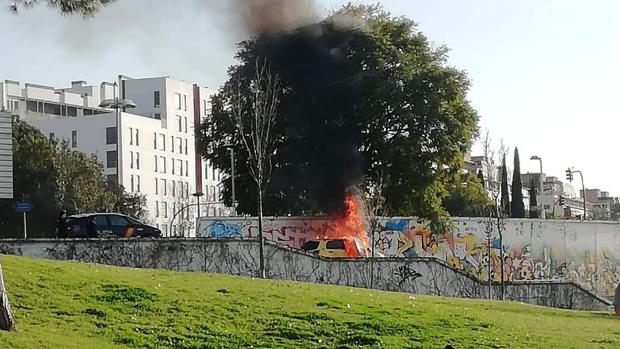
[{"xmin": 511, "ymin": 148, "xmax": 525, "ymax": 218}]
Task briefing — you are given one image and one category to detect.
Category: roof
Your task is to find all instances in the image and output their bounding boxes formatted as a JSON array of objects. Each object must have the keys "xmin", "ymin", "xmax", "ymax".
[{"xmin": 68, "ymin": 212, "xmax": 128, "ymax": 219}]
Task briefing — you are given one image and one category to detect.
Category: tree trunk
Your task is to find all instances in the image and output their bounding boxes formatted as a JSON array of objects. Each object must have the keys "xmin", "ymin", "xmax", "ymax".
[
  {"xmin": 257, "ymin": 180, "xmax": 266, "ymax": 279},
  {"xmin": 0, "ymin": 263, "xmax": 16, "ymax": 331}
]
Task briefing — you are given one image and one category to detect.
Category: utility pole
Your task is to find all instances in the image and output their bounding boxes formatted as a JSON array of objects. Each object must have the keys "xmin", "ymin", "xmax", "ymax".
[{"xmin": 531, "ymin": 156, "xmax": 545, "ymax": 219}]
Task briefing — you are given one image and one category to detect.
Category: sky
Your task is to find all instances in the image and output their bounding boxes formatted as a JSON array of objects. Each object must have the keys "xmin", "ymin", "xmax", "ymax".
[{"xmin": 1, "ymin": 0, "xmax": 619, "ymax": 195}]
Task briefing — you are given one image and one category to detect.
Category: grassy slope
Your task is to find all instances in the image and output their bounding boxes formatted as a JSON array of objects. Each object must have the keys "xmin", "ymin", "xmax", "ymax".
[{"xmin": 0, "ymin": 255, "xmax": 618, "ymax": 349}]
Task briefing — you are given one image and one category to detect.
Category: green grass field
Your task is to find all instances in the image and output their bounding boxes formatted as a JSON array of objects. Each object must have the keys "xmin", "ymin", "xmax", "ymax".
[{"xmin": 0, "ymin": 255, "xmax": 618, "ymax": 349}]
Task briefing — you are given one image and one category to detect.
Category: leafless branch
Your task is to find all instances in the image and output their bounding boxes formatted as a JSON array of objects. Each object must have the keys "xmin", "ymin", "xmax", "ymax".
[{"xmin": 228, "ymin": 58, "xmax": 281, "ymax": 191}]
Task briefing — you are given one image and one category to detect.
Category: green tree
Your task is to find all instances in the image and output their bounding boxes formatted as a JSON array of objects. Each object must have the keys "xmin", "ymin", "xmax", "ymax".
[
  {"xmin": 511, "ymin": 147, "xmax": 525, "ymax": 218},
  {"xmin": 0, "ymin": 121, "xmax": 59, "ymax": 237},
  {"xmin": 500, "ymin": 155, "xmax": 510, "ymax": 217},
  {"xmin": 443, "ymin": 173, "xmax": 494, "ymax": 217},
  {"xmin": 611, "ymin": 203, "xmax": 620, "ymax": 221},
  {"xmin": 8, "ymin": 0, "xmax": 115, "ymax": 16},
  {"xmin": 200, "ymin": 5, "xmax": 479, "ymax": 228}
]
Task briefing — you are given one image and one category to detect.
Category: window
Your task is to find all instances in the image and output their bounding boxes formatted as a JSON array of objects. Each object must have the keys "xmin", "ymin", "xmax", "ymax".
[
  {"xmin": 105, "ymin": 127, "xmax": 116, "ymax": 144},
  {"xmin": 185, "ymin": 182, "xmax": 189, "ymax": 199},
  {"xmin": 153, "ymin": 132, "xmax": 157, "ymax": 149},
  {"xmin": 205, "ymin": 163, "xmax": 209, "ymax": 180},
  {"xmin": 212, "ymin": 167, "xmax": 216, "ymax": 180},
  {"xmin": 218, "ymin": 169, "xmax": 221, "ymax": 181},
  {"xmin": 177, "ymin": 137, "xmax": 182, "ymax": 153},
  {"xmin": 155, "ymin": 201, "xmax": 160, "ymax": 217},
  {"xmin": 171, "ymin": 158, "xmax": 175, "ymax": 175},
  {"xmin": 49, "ymin": 132, "xmax": 55, "ymax": 141},
  {"xmin": 109, "ymin": 215, "xmax": 130, "ymax": 227},
  {"xmin": 171, "ymin": 136, "xmax": 175, "ymax": 153},
  {"xmin": 8, "ymin": 100, "xmax": 19, "ymax": 111},
  {"xmin": 163, "ymin": 202, "xmax": 168, "ymax": 218},
  {"xmin": 163, "ymin": 225, "xmax": 168, "ymax": 236},
  {"xmin": 130, "ymin": 175, "xmax": 135, "ymax": 192},
  {"xmin": 154, "ymin": 155, "xmax": 158, "ymax": 172},
  {"xmin": 71, "ymin": 130, "xmax": 77, "ymax": 148},
  {"xmin": 303, "ymin": 241, "xmax": 320, "ymax": 251},
  {"xmin": 67, "ymin": 106, "xmax": 77, "ymax": 117},
  {"xmin": 154, "ymin": 113, "xmax": 161, "ymax": 120},
  {"xmin": 175, "ymin": 93, "xmax": 182, "ymax": 110},
  {"xmin": 204, "ymin": 186, "xmax": 209, "ymax": 199},
  {"xmin": 154, "ymin": 90, "xmax": 160, "ymax": 107},
  {"xmin": 130, "ymin": 151, "xmax": 134, "ymax": 169},
  {"xmin": 326, "ymin": 240, "xmax": 346, "ymax": 250},
  {"xmin": 183, "ymin": 95, "xmax": 187, "ymax": 111},
  {"xmin": 172, "ymin": 181, "xmax": 176, "ymax": 197},
  {"xmin": 107, "ymin": 174, "xmax": 118, "ymax": 185},
  {"xmin": 135, "ymin": 129, "xmax": 139, "ymax": 146},
  {"xmin": 160, "ymin": 156, "xmax": 166, "ymax": 173},
  {"xmin": 136, "ymin": 175, "xmax": 141, "ymax": 192},
  {"xmin": 162, "ymin": 179, "xmax": 167, "ymax": 196},
  {"xmin": 184, "ymin": 139, "xmax": 188, "ymax": 155},
  {"xmin": 203, "ymin": 100, "xmax": 207, "ymax": 116},
  {"xmin": 107, "ymin": 151, "xmax": 117, "ymax": 168},
  {"xmin": 184, "ymin": 117, "xmax": 188, "ymax": 133},
  {"xmin": 185, "ymin": 160, "xmax": 188, "ymax": 177},
  {"xmin": 129, "ymin": 127, "xmax": 133, "ymax": 145},
  {"xmin": 176, "ymin": 116, "xmax": 182, "ymax": 132},
  {"xmin": 155, "ymin": 178, "xmax": 159, "ymax": 195},
  {"xmin": 179, "ymin": 181, "xmax": 184, "ymax": 198},
  {"xmin": 160, "ymin": 134, "xmax": 166, "ymax": 151},
  {"xmin": 211, "ymin": 185, "xmax": 216, "ymax": 201},
  {"xmin": 177, "ymin": 159, "xmax": 183, "ymax": 176},
  {"xmin": 136, "ymin": 152, "xmax": 140, "ymax": 169}
]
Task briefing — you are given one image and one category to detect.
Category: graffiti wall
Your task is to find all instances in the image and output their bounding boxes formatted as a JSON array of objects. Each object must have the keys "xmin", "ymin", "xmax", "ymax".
[
  {"xmin": 0, "ymin": 239, "xmax": 610, "ymax": 310},
  {"xmin": 196, "ymin": 216, "xmax": 620, "ymax": 297}
]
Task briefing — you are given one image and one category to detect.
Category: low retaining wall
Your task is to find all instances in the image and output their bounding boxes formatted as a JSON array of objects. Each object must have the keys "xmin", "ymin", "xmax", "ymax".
[{"xmin": 0, "ymin": 238, "xmax": 610, "ymax": 311}]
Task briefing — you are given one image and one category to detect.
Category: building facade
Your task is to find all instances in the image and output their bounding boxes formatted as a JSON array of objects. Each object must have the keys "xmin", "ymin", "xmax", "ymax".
[{"xmin": 0, "ymin": 77, "xmax": 228, "ymax": 236}]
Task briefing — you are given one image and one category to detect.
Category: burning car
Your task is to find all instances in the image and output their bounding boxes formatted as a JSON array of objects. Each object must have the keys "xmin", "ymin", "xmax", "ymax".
[{"xmin": 302, "ymin": 238, "xmax": 369, "ymax": 258}]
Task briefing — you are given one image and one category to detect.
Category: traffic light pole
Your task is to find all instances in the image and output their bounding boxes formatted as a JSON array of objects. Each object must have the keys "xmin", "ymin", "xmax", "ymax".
[
  {"xmin": 551, "ymin": 196, "xmax": 565, "ymax": 219},
  {"xmin": 567, "ymin": 168, "xmax": 586, "ymax": 220}
]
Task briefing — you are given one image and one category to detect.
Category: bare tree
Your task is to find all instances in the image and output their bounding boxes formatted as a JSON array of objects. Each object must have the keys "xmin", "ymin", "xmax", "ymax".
[
  {"xmin": 480, "ymin": 129, "xmax": 497, "ymax": 193},
  {"xmin": 229, "ymin": 59, "xmax": 281, "ymax": 279},
  {"xmin": 0, "ymin": 263, "xmax": 15, "ymax": 331},
  {"xmin": 480, "ymin": 129, "xmax": 508, "ymax": 300},
  {"xmin": 362, "ymin": 171, "xmax": 390, "ymax": 289}
]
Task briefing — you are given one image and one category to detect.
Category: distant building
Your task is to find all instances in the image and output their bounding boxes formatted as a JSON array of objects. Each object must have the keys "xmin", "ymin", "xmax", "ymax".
[{"xmin": 0, "ymin": 77, "xmax": 228, "ymax": 236}]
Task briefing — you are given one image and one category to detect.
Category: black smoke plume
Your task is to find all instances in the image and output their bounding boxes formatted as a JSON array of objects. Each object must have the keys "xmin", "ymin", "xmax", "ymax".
[{"xmin": 249, "ymin": 20, "xmax": 370, "ymax": 215}]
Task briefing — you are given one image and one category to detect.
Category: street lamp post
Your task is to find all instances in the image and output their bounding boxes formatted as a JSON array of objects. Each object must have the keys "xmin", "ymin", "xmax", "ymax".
[
  {"xmin": 192, "ymin": 192, "xmax": 204, "ymax": 218},
  {"xmin": 530, "ymin": 156, "xmax": 545, "ymax": 219},
  {"xmin": 98, "ymin": 83, "xmax": 136, "ymax": 189},
  {"xmin": 224, "ymin": 144, "xmax": 236, "ymax": 216}
]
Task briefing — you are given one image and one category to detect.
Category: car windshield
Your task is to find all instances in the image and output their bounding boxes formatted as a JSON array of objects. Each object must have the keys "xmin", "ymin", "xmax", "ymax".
[{"xmin": 302, "ymin": 241, "xmax": 319, "ymax": 250}]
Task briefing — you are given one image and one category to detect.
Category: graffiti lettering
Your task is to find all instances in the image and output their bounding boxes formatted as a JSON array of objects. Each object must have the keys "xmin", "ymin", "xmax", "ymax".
[{"xmin": 395, "ymin": 265, "xmax": 422, "ymax": 286}]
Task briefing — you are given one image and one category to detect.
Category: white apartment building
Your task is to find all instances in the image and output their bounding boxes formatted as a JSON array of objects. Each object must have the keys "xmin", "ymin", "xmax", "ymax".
[{"xmin": 0, "ymin": 76, "xmax": 227, "ymax": 236}]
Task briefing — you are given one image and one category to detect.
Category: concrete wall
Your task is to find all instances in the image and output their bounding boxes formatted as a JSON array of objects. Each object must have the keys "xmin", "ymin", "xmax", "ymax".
[
  {"xmin": 196, "ymin": 216, "xmax": 620, "ymax": 298},
  {"xmin": 0, "ymin": 238, "xmax": 609, "ymax": 311}
]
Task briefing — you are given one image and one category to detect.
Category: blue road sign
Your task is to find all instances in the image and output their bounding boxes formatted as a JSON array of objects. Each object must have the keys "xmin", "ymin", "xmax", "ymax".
[{"xmin": 14, "ymin": 201, "xmax": 33, "ymax": 212}]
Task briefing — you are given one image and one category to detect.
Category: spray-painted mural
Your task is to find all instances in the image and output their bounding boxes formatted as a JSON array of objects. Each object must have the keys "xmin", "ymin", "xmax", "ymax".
[{"xmin": 196, "ymin": 217, "xmax": 620, "ymax": 297}]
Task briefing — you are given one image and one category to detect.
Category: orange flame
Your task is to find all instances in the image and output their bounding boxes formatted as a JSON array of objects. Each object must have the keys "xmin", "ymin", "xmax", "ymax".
[{"xmin": 318, "ymin": 194, "xmax": 369, "ymax": 258}]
